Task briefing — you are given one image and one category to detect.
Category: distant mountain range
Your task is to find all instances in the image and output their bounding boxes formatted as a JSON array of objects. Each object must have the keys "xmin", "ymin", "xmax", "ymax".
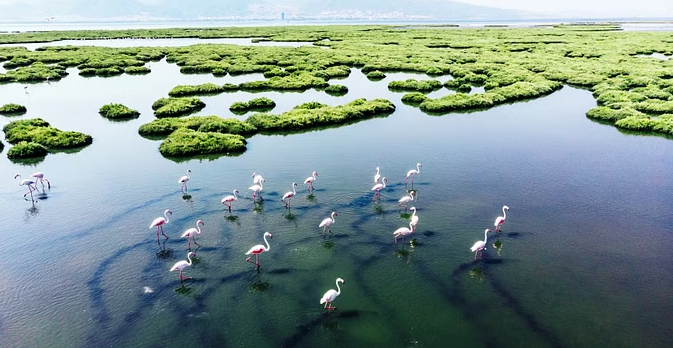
[{"xmin": 0, "ymin": 0, "xmax": 538, "ymax": 22}]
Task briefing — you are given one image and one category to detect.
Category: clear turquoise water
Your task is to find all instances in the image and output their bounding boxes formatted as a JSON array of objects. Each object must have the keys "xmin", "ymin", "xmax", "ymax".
[{"xmin": 1, "ymin": 46, "xmax": 673, "ymax": 347}]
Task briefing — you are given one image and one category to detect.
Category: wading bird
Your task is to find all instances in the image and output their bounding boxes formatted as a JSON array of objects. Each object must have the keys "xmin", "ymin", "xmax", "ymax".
[
  {"xmin": 470, "ymin": 229, "xmax": 492, "ymax": 261},
  {"xmin": 14, "ymin": 174, "xmax": 37, "ymax": 201},
  {"xmin": 371, "ymin": 177, "xmax": 387, "ymax": 201},
  {"xmin": 405, "ymin": 163, "xmax": 422, "ymax": 185},
  {"xmin": 150, "ymin": 209, "xmax": 172, "ymax": 243},
  {"xmin": 398, "ymin": 191, "xmax": 415, "ymax": 211},
  {"xmin": 410, "ymin": 207, "xmax": 419, "ymax": 231},
  {"xmin": 30, "ymin": 172, "xmax": 50, "ymax": 190},
  {"xmin": 170, "ymin": 252, "xmax": 196, "ymax": 280},
  {"xmin": 221, "ymin": 189, "xmax": 240, "ymax": 212},
  {"xmin": 320, "ymin": 278, "xmax": 345, "ymax": 311},
  {"xmin": 304, "ymin": 171, "xmax": 318, "ymax": 191},
  {"xmin": 181, "ymin": 219, "xmax": 204, "ymax": 250},
  {"xmin": 245, "ymin": 232, "xmax": 273, "ymax": 269},
  {"xmin": 179, "ymin": 169, "xmax": 191, "ymax": 192},
  {"xmin": 281, "ymin": 182, "xmax": 298, "ymax": 208},
  {"xmin": 393, "ymin": 221, "xmax": 415, "ymax": 245},
  {"xmin": 319, "ymin": 211, "xmax": 337, "ymax": 235},
  {"xmin": 248, "ymin": 178, "xmax": 265, "ymax": 201},
  {"xmin": 374, "ymin": 167, "xmax": 381, "ymax": 184},
  {"xmin": 494, "ymin": 205, "xmax": 510, "ymax": 232},
  {"xmin": 252, "ymin": 172, "xmax": 264, "ymax": 185}
]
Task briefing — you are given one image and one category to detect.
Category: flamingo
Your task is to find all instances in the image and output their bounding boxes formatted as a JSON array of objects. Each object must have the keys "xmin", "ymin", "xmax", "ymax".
[
  {"xmin": 405, "ymin": 163, "xmax": 422, "ymax": 184},
  {"xmin": 14, "ymin": 174, "xmax": 37, "ymax": 201},
  {"xmin": 180, "ymin": 220, "xmax": 204, "ymax": 250},
  {"xmin": 410, "ymin": 206, "xmax": 419, "ymax": 231},
  {"xmin": 221, "ymin": 189, "xmax": 240, "ymax": 212},
  {"xmin": 398, "ymin": 191, "xmax": 415, "ymax": 211},
  {"xmin": 374, "ymin": 167, "xmax": 381, "ymax": 184},
  {"xmin": 470, "ymin": 229, "xmax": 492, "ymax": 260},
  {"xmin": 248, "ymin": 178, "xmax": 265, "ymax": 201},
  {"xmin": 30, "ymin": 172, "xmax": 50, "ymax": 190},
  {"xmin": 149, "ymin": 209, "xmax": 172, "ymax": 243},
  {"xmin": 494, "ymin": 205, "xmax": 510, "ymax": 232},
  {"xmin": 245, "ymin": 232, "xmax": 273, "ymax": 268},
  {"xmin": 170, "ymin": 252, "xmax": 196, "ymax": 280},
  {"xmin": 281, "ymin": 182, "xmax": 298, "ymax": 208},
  {"xmin": 178, "ymin": 169, "xmax": 191, "ymax": 192},
  {"xmin": 319, "ymin": 211, "xmax": 338, "ymax": 235},
  {"xmin": 304, "ymin": 171, "xmax": 318, "ymax": 191},
  {"xmin": 252, "ymin": 172, "xmax": 264, "ymax": 185},
  {"xmin": 393, "ymin": 221, "xmax": 415, "ymax": 245},
  {"xmin": 371, "ymin": 177, "xmax": 387, "ymax": 201},
  {"xmin": 320, "ymin": 278, "xmax": 345, "ymax": 311}
]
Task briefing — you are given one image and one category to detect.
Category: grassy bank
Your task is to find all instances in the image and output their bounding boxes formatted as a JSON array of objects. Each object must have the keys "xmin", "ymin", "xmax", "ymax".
[
  {"xmin": 139, "ymin": 115, "xmax": 257, "ymax": 137},
  {"xmin": 158, "ymin": 128, "xmax": 247, "ymax": 157},
  {"xmin": 2, "ymin": 118, "xmax": 92, "ymax": 158},
  {"xmin": 229, "ymin": 97, "xmax": 276, "ymax": 114},
  {"xmin": 99, "ymin": 103, "xmax": 140, "ymax": 120}
]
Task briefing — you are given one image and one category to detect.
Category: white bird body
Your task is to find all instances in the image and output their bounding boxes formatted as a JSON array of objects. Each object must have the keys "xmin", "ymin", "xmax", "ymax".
[
  {"xmin": 398, "ymin": 191, "xmax": 415, "ymax": 210},
  {"xmin": 282, "ymin": 182, "xmax": 298, "ymax": 207},
  {"xmin": 221, "ymin": 189, "xmax": 240, "ymax": 211},
  {"xmin": 30, "ymin": 172, "xmax": 50, "ymax": 190},
  {"xmin": 320, "ymin": 278, "xmax": 345, "ymax": 310},
  {"xmin": 410, "ymin": 207, "xmax": 419, "ymax": 231},
  {"xmin": 170, "ymin": 252, "xmax": 196, "ymax": 280},
  {"xmin": 393, "ymin": 221, "xmax": 414, "ymax": 244},
  {"xmin": 494, "ymin": 205, "xmax": 509, "ymax": 232},
  {"xmin": 179, "ymin": 169, "xmax": 191, "ymax": 192},
  {"xmin": 371, "ymin": 177, "xmax": 387, "ymax": 201},
  {"xmin": 252, "ymin": 172, "xmax": 264, "ymax": 185},
  {"xmin": 470, "ymin": 229, "xmax": 492, "ymax": 260},
  {"xmin": 405, "ymin": 163, "xmax": 422, "ymax": 184},
  {"xmin": 14, "ymin": 174, "xmax": 37, "ymax": 201},
  {"xmin": 245, "ymin": 232, "xmax": 273, "ymax": 268},
  {"xmin": 181, "ymin": 219, "xmax": 204, "ymax": 250},
  {"xmin": 304, "ymin": 171, "xmax": 318, "ymax": 191},
  {"xmin": 374, "ymin": 167, "xmax": 381, "ymax": 184},
  {"xmin": 319, "ymin": 211, "xmax": 338, "ymax": 235},
  {"xmin": 150, "ymin": 209, "xmax": 172, "ymax": 243},
  {"xmin": 248, "ymin": 179, "xmax": 265, "ymax": 200}
]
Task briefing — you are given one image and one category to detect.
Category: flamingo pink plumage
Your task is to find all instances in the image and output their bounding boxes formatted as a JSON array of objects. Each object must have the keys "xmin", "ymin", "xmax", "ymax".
[
  {"xmin": 14, "ymin": 174, "xmax": 37, "ymax": 201},
  {"xmin": 398, "ymin": 191, "xmax": 415, "ymax": 211},
  {"xmin": 320, "ymin": 278, "xmax": 345, "ymax": 311},
  {"xmin": 178, "ymin": 169, "xmax": 191, "ymax": 192},
  {"xmin": 410, "ymin": 207, "xmax": 419, "ymax": 231},
  {"xmin": 371, "ymin": 177, "xmax": 387, "ymax": 201},
  {"xmin": 281, "ymin": 182, "xmax": 298, "ymax": 208},
  {"xmin": 374, "ymin": 167, "xmax": 381, "ymax": 184},
  {"xmin": 304, "ymin": 171, "xmax": 318, "ymax": 191},
  {"xmin": 252, "ymin": 172, "xmax": 264, "ymax": 185},
  {"xmin": 470, "ymin": 229, "xmax": 492, "ymax": 260},
  {"xmin": 149, "ymin": 209, "xmax": 172, "ymax": 243},
  {"xmin": 248, "ymin": 178, "xmax": 265, "ymax": 201},
  {"xmin": 393, "ymin": 221, "xmax": 415, "ymax": 245},
  {"xmin": 245, "ymin": 232, "xmax": 273, "ymax": 269},
  {"xmin": 221, "ymin": 189, "xmax": 240, "ymax": 212},
  {"xmin": 170, "ymin": 252, "xmax": 196, "ymax": 280},
  {"xmin": 405, "ymin": 163, "xmax": 422, "ymax": 184},
  {"xmin": 180, "ymin": 220, "xmax": 204, "ymax": 250},
  {"xmin": 319, "ymin": 212, "xmax": 337, "ymax": 235},
  {"xmin": 30, "ymin": 172, "xmax": 50, "ymax": 190},
  {"xmin": 494, "ymin": 205, "xmax": 510, "ymax": 232}
]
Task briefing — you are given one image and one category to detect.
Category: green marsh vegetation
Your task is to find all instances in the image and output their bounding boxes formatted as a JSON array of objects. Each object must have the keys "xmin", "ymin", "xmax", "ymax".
[
  {"xmin": 0, "ymin": 103, "xmax": 27, "ymax": 116},
  {"xmin": 2, "ymin": 118, "xmax": 92, "ymax": 158},
  {"xmin": 2, "ymin": 24, "xmax": 673, "ymax": 139},
  {"xmin": 229, "ymin": 97, "xmax": 276, "ymax": 114},
  {"xmin": 324, "ymin": 84, "xmax": 348, "ymax": 95},
  {"xmin": 152, "ymin": 97, "xmax": 206, "ymax": 118},
  {"xmin": 99, "ymin": 103, "xmax": 140, "ymax": 120},
  {"xmin": 158, "ymin": 128, "xmax": 246, "ymax": 157},
  {"xmin": 139, "ymin": 116, "xmax": 257, "ymax": 137},
  {"xmin": 388, "ymin": 79, "xmax": 443, "ymax": 92}
]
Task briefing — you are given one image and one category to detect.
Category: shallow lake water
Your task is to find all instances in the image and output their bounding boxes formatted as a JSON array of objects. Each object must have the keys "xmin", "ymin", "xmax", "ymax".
[{"xmin": 1, "ymin": 51, "xmax": 673, "ymax": 348}]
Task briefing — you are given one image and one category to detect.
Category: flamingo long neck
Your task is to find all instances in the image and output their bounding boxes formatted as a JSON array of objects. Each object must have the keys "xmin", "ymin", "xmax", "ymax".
[
  {"xmin": 15, "ymin": 175, "xmax": 22, "ymax": 185},
  {"xmin": 484, "ymin": 230, "xmax": 489, "ymax": 243},
  {"xmin": 416, "ymin": 163, "xmax": 421, "ymax": 174},
  {"xmin": 259, "ymin": 181, "xmax": 264, "ymax": 190},
  {"xmin": 411, "ymin": 209, "xmax": 416, "ymax": 220},
  {"xmin": 263, "ymin": 234, "xmax": 271, "ymax": 251},
  {"xmin": 313, "ymin": 172, "xmax": 317, "ymax": 180},
  {"xmin": 331, "ymin": 212, "xmax": 336, "ymax": 223},
  {"xmin": 502, "ymin": 207, "xmax": 507, "ymax": 220},
  {"xmin": 164, "ymin": 211, "xmax": 170, "ymax": 223},
  {"xmin": 233, "ymin": 190, "xmax": 238, "ymax": 199},
  {"xmin": 335, "ymin": 280, "xmax": 342, "ymax": 295},
  {"xmin": 292, "ymin": 184, "xmax": 296, "ymax": 195},
  {"xmin": 382, "ymin": 179, "xmax": 386, "ymax": 188},
  {"xmin": 186, "ymin": 254, "xmax": 193, "ymax": 266},
  {"xmin": 196, "ymin": 223, "xmax": 202, "ymax": 234},
  {"xmin": 187, "ymin": 171, "xmax": 191, "ymax": 179}
]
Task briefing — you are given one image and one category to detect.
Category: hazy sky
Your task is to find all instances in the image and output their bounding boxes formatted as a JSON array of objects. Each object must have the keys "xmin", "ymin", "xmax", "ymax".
[{"xmin": 452, "ymin": 0, "xmax": 672, "ymax": 17}]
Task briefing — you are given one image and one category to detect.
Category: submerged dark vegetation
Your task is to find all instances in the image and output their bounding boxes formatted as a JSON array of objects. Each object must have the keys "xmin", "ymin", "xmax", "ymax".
[
  {"xmin": 2, "ymin": 118, "xmax": 92, "ymax": 159},
  {"xmin": 2, "ymin": 23, "xmax": 673, "ymax": 157}
]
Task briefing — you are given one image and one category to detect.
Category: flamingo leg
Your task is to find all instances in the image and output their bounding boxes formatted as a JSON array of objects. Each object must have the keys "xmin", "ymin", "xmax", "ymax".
[
  {"xmin": 161, "ymin": 225, "xmax": 169, "ymax": 240},
  {"xmin": 311, "ymin": 182, "xmax": 314, "ymax": 190},
  {"xmin": 156, "ymin": 227, "xmax": 160, "ymax": 244},
  {"xmin": 228, "ymin": 203, "xmax": 232, "ymax": 212},
  {"xmin": 322, "ymin": 226, "xmax": 326, "ymax": 235},
  {"xmin": 187, "ymin": 237, "xmax": 192, "ymax": 250},
  {"xmin": 179, "ymin": 270, "xmax": 192, "ymax": 280},
  {"xmin": 193, "ymin": 235, "xmax": 201, "ymax": 247},
  {"xmin": 474, "ymin": 251, "xmax": 478, "ymax": 261}
]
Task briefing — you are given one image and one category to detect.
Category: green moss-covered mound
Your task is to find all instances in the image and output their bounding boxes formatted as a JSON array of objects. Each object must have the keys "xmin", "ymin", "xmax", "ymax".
[
  {"xmin": 388, "ymin": 79, "xmax": 443, "ymax": 92},
  {"xmin": 0, "ymin": 103, "xmax": 27, "ymax": 116},
  {"xmin": 139, "ymin": 115, "xmax": 257, "ymax": 137},
  {"xmin": 293, "ymin": 102, "xmax": 329, "ymax": 110},
  {"xmin": 158, "ymin": 128, "xmax": 247, "ymax": 157},
  {"xmin": 168, "ymin": 83, "xmax": 227, "ymax": 97},
  {"xmin": 124, "ymin": 66, "xmax": 151, "ymax": 74},
  {"xmin": 99, "ymin": 103, "xmax": 140, "ymax": 120},
  {"xmin": 229, "ymin": 97, "xmax": 276, "ymax": 114},
  {"xmin": 239, "ymin": 72, "xmax": 329, "ymax": 91},
  {"xmin": 324, "ymin": 84, "xmax": 348, "ymax": 95},
  {"xmin": 246, "ymin": 98, "xmax": 395, "ymax": 132},
  {"xmin": 2, "ymin": 118, "xmax": 92, "ymax": 158},
  {"xmin": 401, "ymin": 92, "xmax": 430, "ymax": 105},
  {"xmin": 7, "ymin": 141, "xmax": 48, "ymax": 159},
  {"xmin": 152, "ymin": 97, "xmax": 206, "ymax": 118},
  {"xmin": 366, "ymin": 70, "xmax": 387, "ymax": 80}
]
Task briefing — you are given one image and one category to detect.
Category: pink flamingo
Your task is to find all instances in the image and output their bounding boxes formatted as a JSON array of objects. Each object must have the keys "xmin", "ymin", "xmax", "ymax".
[
  {"xmin": 30, "ymin": 172, "xmax": 50, "ymax": 190},
  {"xmin": 180, "ymin": 219, "xmax": 204, "ymax": 250},
  {"xmin": 319, "ymin": 211, "xmax": 337, "ymax": 235},
  {"xmin": 393, "ymin": 221, "xmax": 415, "ymax": 245},
  {"xmin": 281, "ymin": 182, "xmax": 298, "ymax": 208},
  {"xmin": 178, "ymin": 169, "xmax": 191, "ymax": 192},
  {"xmin": 410, "ymin": 207, "xmax": 419, "ymax": 231},
  {"xmin": 470, "ymin": 229, "xmax": 492, "ymax": 260},
  {"xmin": 248, "ymin": 178, "xmax": 265, "ymax": 201},
  {"xmin": 14, "ymin": 174, "xmax": 37, "ymax": 201},
  {"xmin": 320, "ymin": 278, "xmax": 345, "ymax": 311},
  {"xmin": 304, "ymin": 171, "xmax": 318, "ymax": 191},
  {"xmin": 252, "ymin": 172, "xmax": 264, "ymax": 185},
  {"xmin": 398, "ymin": 191, "xmax": 415, "ymax": 211},
  {"xmin": 371, "ymin": 177, "xmax": 387, "ymax": 201},
  {"xmin": 245, "ymin": 232, "xmax": 273, "ymax": 269},
  {"xmin": 494, "ymin": 205, "xmax": 510, "ymax": 232},
  {"xmin": 374, "ymin": 166, "xmax": 381, "ymax": 184},
  {"xmin": 170, "ymin": 252, "xmax": 196, "ymax": 280},
  {"xmin": 405, "ymin": 163, "xmax": 422, "ymax": 184},
  {"xmin": 221, "ymin": 189, "xmax": 240, "ymax": 212},
  {"xmin": 149, "ymin": 209, "xmax": 172, "ymax": 243}
]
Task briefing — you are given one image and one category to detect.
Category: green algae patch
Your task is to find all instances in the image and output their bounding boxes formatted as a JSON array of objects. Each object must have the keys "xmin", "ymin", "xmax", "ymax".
[
  {"xmin": 99, "ymin": 103, "xmax": 140, "ymax": 120},
  {"xmin": 139, "ymin": 115, "xmax": 257, "ymax": 137},
  {"xmin": 7, "ymin": 141, "xmax": 48, "ymax": 159},
  {"xmin": 124, "ymin": 66, "xmax": 151, "ymax": 74},
  {"xmin": 158, "ymin": 128, "xmax": 247, "ymax": 157},
  {"xmin": 366, "ymin": 70, "xmax": 386, "ymax": 80},
  {"xmin": 0, "ymin": 103, "xmax": 27, "ymax": 116},
  {"xmin": 152, "ymin": 97, "xmax": 206, "ymax": 118},
  {"xmin": 239, "ymin": 72, "xmax": 329, "ymax": 91},
  {"xmin": 168, "ymin": 83, "xmax": 226, "ymax": 97},
  {"xmin": 388, "ymin": 79, "xmax": 443, "ymax": 92},
  {"xmin": 401, "ymin": 92, "xmax": 429, "ymax": 105},
  {"xmin": 246, "ymin": 98, "xmax": 395, "ymax": 133},
  {"xmin": 2, "ymin": 118, "xmax": 92, "ymax": 158},
  {"xmin": 324, "ymin": 84, "xmax": 348, "ymax": 96},
  {"xmin": 229, "ymin": 97, "xmax": 276, "ymax": 114}
]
